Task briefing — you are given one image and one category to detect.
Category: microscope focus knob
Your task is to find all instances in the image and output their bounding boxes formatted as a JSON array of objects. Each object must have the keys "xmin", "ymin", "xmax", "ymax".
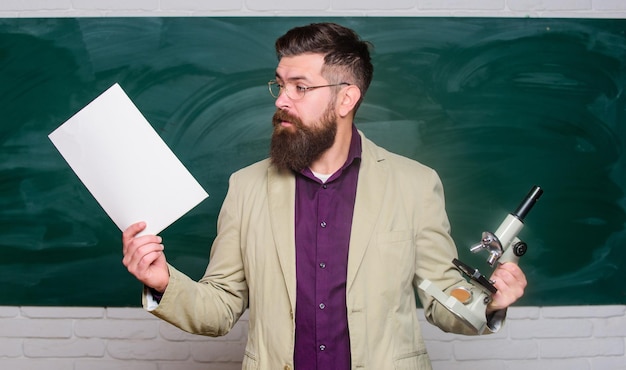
[{"xmin": 512, "ymin": 241, "xmax": 527, "ymax": 257}]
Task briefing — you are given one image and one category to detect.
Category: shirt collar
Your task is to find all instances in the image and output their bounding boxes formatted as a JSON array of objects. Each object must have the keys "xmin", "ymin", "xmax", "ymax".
[{"xmin": 345, "ymin": 124, "xmax": 363, "ymax": 168}]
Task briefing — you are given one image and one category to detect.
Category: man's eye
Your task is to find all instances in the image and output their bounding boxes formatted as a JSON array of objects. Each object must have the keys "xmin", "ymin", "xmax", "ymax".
[{"xmin": 295, "ymin": 85, "xmax": 308, "ymax": 92}]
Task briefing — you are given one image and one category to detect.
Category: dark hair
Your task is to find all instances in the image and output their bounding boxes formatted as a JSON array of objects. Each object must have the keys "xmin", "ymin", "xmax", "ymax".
[{"xmin": 275, "ymin": 22, "xmax": 373, "ymax": 111}]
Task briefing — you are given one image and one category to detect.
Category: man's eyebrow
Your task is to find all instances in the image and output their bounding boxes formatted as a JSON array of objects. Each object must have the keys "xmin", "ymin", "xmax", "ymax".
[{"xmin": 274, "ymin": 73, "xmax": 311, "ymax": 83}]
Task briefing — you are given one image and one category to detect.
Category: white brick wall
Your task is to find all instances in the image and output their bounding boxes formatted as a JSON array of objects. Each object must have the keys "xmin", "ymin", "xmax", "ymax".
[
  {"xmin": 1, "ymin": 1, "xmax": 625, "ymax": 369},
  {"xmin": 0, "ymin": 0, "xmax": 625, "ymax": 17},
  {"xmin": 1, "ymin": 305, "xmax": 624, "ymax": 369}
]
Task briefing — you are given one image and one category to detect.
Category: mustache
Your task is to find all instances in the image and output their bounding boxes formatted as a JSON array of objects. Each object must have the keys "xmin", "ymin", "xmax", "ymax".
[{"xmin": 272, "ymin": 109, "xmax": 303, "ymax": 128}]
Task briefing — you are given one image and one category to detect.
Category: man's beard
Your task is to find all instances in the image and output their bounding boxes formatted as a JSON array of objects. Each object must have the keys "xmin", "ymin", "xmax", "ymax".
[{"xmin": 270, "ymin": 106, "xmax": 337, "ymax": 172}]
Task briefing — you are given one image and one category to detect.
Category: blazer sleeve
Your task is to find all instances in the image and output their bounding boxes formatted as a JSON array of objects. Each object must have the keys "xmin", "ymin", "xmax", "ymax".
[
  {"xmin": 143, "ymin": 172, "xmax": 249, "ymax": 337},
  {"xmin": 415, "ymin": 169, "xmax": 499, "ymax": 335}
]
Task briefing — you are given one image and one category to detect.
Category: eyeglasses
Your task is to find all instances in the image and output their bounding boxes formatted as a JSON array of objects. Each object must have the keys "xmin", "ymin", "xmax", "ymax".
[{"xmin": 268, "ymin": 80, "xmax": 350, "ymax": 100}]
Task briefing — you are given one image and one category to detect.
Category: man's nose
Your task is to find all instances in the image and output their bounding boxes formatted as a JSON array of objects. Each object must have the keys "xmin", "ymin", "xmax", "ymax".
[{"xmin": 274, "ymin": 87, "xmax": 291, "ymax": 109}]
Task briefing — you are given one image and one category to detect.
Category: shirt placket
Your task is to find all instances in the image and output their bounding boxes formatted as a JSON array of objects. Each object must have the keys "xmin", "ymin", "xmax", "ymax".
[{"xmin": 315, "ymin": 181, "xmax": 332, "ymax": 364}]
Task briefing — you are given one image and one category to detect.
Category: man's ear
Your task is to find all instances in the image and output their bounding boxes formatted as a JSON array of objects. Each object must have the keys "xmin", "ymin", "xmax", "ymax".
[{"xmin": 337, "ymin": 85, "xmax": 362, "ymax": 118}]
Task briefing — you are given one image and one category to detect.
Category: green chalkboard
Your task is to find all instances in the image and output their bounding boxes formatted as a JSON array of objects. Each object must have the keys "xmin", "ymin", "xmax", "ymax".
[{"xmin": 1, "ymin": 17, "xmax": 624, "ymax": 306}]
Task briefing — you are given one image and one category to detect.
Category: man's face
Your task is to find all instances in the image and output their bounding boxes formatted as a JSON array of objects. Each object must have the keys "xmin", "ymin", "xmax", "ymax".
[{"xmin": 270, "ymin": 54, "xmax": 339, "ymax": 171}]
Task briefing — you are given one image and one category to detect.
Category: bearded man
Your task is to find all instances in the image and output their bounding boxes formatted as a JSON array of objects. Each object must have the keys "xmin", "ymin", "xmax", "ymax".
[{"xmin": 122, "ymin": 22, "xmax": 527, "ymax": 370}]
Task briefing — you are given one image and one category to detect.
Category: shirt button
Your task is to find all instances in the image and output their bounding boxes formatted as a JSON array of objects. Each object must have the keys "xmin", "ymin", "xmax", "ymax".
[
  {"xmin": 320, "ymin": 221, "xmax": 327, "ymax": 228},
  {"xmin": 319, "ymin": 262, "xmax": 326, "ymax": 269},
  {"xmin": 319, "ymin": 303, "xmax": 326, "ymax": 309},
  {"xmin": 322, "ymin": 184, "xmax": 328, "ymax": 189},
  {"xmin": 319, "ymin": 344, "xmax": 326, "ymax": 351}
]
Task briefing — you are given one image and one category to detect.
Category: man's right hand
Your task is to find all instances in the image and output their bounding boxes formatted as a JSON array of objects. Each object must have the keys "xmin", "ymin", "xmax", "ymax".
[{"xmin": 122, "ymin": 221, "xmax": 170, "ymax": 293}]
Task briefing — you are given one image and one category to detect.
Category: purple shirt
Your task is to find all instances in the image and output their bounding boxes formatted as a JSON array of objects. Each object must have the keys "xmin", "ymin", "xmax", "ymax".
[{"xmin": 294, "ymin": 125, "xmax": 362, "ymax": 370}]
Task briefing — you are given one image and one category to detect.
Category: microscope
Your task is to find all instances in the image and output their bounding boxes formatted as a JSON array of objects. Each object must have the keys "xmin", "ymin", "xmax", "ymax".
[{"xmin": 418, "ymin": 185, "xmax": 543, "ymax": 334}]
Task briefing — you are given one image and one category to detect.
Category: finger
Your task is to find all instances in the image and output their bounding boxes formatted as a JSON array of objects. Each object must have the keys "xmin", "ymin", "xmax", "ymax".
[
  {"xmin": 123, "ymin": 225, "xmax": 163, "ymax": 258},
  {"xmin": 488, "ymin": 264, "xmax": 527, "ymax": 308},
  {"xmin": 493, "ymin": 263, "xmax": 527, "ymax": 288},
  {"xmin": 130, "ymin": 248, "xmax": 163, "ymax": 278},
  {"xmin": 497, "ymin": 262, "xmax": 525, "ymax": 278},
  {"xmin": 122, "ymin": 221, "xmax": 147, "ymax": 253},
  {"xmin": 124, "ymin": 242, "xmax": 164, "ymax": 273},
  {"xmin": 136, "ymin": 248, "xmax": 165, "ymax": 273},
  {"xmin": 122, "ymin": 236, "xmax": 162, "ymax": 268}
]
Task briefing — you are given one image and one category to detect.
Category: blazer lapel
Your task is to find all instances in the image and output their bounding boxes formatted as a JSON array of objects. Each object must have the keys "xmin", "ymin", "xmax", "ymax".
[
  {"xmin": 347, "ymin": 134, "xmax": 388, "ymax": 289},
  {"xmin": 265, "ymin": 133, "xmax": 387, "ymax": 301},
  {"xmin": 267, "ymin": 166, "xmax": 297, "ymax": 310}
]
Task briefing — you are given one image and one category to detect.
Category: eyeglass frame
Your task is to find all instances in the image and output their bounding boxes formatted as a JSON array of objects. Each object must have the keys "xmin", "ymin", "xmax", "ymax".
[{"xmin": 267, "ymin": 80, "xmax": 350, "ymax": 100}]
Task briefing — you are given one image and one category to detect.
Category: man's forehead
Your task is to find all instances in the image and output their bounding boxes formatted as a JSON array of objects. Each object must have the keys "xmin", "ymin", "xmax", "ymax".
[{"xmin": 275, "ymin": 53, "xmax": 325, "ymax": 81}]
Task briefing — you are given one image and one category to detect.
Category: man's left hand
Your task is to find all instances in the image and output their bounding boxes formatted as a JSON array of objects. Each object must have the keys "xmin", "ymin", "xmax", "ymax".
[{"xmin": 486, "ymin": 262, "xmax": 527, "ymax": 314}]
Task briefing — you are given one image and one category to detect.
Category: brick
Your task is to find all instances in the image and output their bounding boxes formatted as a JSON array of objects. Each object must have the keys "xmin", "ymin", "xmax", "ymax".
[
  {"xmin": 106, "ymin": 307, "xmax": 155, "ymax": 320},
  {"xmin": 454, "ymin": 338, "xmax": 538, "ymax": 360},
  {"xmin": 0, "ymin": 318, "xmax": 72, "ymax": 338},
  {"xmin": 75, "ymin": 359, "xmax": 157, "ymax": 370},
  {"xmin": 0, "ymin": 0, "xmax": 71, "ymax": 11},
  {"xmin": 24, "ymin": 338, "xmax": 105, "ymax": 358},
  {"xmin": 507, "ymin": 0, "xmax": 592, "ymax": 11},
  {"xmin": 591, "ymin": 356, "xmax": 626, "ymax": 370},
  {"xmin": 593, "ymin": 315, "xmax": 626, "ymax": 337},
  {"xmin": 431, "ymin": 360, "xmax": 505, "ymax": 370},
  {"xmin": 594, "ymin": 0, "xmax": 626, "ymax": 10},
  {"xmin": 0, "ymin": 359, "xmax": 76, "ymax": 370},
  {"xmin": 190, "ymin": 340, "xmax": 246, "ymax": 362},
  {"xmin": 72, "ymin": 0, "xmax": 158, "ymax": 11},
  {"xmin": 0, "ymin": 337, "xmax": 23, "ymax": 357},
  {"xmin": 424, "ymin": 340, "xmax": 454, "ymax": 361},
  {"xmin": 246, "ymin": 0, "xmax": 330, "ymax": 11},
  {"xmin": 542, "ymin": 305, "xmax": 625, "ymax": 319},
  {"xmin": 586, "ymin": 305, "xmax": 626, "ymax": 318},
  {"xmin": 507, "ymin": 306, "xmax": 540, "ymax": 320},
  {"xmin": 23, "ymin": 10, "xmax": 104, "ymax": 16},
  {"xmin": 74, "ymin": 319, "xmax": 158, "ymax": 339},
  {"xmin": 161, "ymin": 0, "xmax": 242, "ymax": 11},
  {"xmin": 107, "ymin": 339, "xmax": 190, "ymax": 360},
  {"xmin": 332, "ymin": 0, "xmax": 414, "ymax": 11},
  {"xmin": 22, "ymin": 306, "xmax": 104, "ymax": 319},
  {"xmin": 540, "ymin": 338, "xmax": 624, "ymax": 358},
  {"xmin": 0, "ymin": 306, "xmax": 20, "ymax": 318},
  {"xmin": 505, "ymin": 359, "xmax": 592, "ymax": 370},
  {"xmin": 159, "ymin": 362, "xmax": 243, "ymax": 370},
  {"xmin": 509, "ymin": 318, "xmax": 593, "ymax": 339},
  {"xmin": 418, "ymin": 0, "xmax": 504, "ymax": 10}
]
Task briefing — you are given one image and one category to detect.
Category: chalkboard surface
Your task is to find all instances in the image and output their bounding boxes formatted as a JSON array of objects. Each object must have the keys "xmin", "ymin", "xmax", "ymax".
[{"xmin": 1, "ymin": 17, "xmax": 624, "ymax": 306}]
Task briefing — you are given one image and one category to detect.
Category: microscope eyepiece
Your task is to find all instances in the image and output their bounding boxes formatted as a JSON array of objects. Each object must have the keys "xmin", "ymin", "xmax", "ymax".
[{"xmin": 513, "ymin": 185, "xmax": 543, "ymax": 221}]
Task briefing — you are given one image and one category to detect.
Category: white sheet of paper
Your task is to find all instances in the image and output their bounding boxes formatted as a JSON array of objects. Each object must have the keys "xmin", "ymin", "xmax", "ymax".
[{"xmin": 49, "ymin": 83, "xmax": 209, "ymax": 236}]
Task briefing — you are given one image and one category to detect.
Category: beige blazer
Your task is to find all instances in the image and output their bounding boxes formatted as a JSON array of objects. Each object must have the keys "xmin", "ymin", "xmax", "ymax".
[{"xmin": 147, "ymin": 131, "xmax": 486, "ymax": 370}]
